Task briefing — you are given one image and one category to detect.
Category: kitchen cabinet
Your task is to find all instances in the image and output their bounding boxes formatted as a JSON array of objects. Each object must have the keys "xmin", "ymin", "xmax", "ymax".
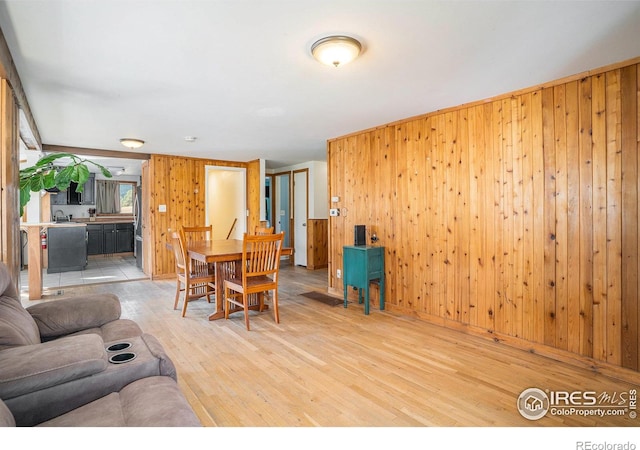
[
  {"xmin": 68, "ymin": 173, "xmax": 96, "ymax": 205},
  {"xmin": 47, "ymin": 225, "xmax": 88, "ymax": 273},
  {"xmin": 50, "ymin": 191, "xmax": 67, "ymax": 205},
  {"xmin": 51, "ymin": 173, "xmax": 96, "ymax": 205},
  {"xmin": 86, "ymin": 222, "xmax": 134, "ymax": 255},
  {"xmin": 86, "ymin": 224, "xmax": 103, "ymax": 255},
  {"xmin": 103, "ymin": 224, "xmax": 116, "ymax": 254},
  {"xmin": 116, "ymin": 223, "xmax": 134, "ymax": 253}
]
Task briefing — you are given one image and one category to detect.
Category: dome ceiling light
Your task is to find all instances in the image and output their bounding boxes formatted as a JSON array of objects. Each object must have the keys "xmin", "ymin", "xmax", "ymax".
[
  {"xmin": 119, "ymin": 138, "xmax": 145, "ymax": 149},
  {"xmin": 108, "ymin": 166, "xmax": 126, "ymax": 176},
  {"xmin": 311, "ymin": 35, "xmax": 362, "ymax": 68}
]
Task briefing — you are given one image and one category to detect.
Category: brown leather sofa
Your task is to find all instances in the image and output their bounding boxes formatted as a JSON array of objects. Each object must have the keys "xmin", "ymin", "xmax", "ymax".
[{"xmin": 0, "ymin": 262, "xmax": 200, "ymax": 427}]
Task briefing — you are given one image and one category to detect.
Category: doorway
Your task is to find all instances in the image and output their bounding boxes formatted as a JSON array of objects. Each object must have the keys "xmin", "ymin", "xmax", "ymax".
[
  {"xmin": 264, "ymin": 174, "xmax": 273, "ymax": 228},
  {"xmin": 205, "ymin": 166, "xmax": 247, "ymax": 239}
]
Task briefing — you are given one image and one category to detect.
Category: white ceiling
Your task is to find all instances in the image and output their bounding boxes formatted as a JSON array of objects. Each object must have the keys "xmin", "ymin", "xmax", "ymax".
[{"xmin": 2, "ymin": 0, "xmax": 640, "ymax": 170}]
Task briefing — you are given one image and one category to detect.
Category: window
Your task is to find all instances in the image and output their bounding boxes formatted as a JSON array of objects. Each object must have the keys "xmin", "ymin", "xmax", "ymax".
[
  {"xmin": 96, "ymin": 180, "xmax": 137, "ymax": 215},
  {"xmin": 119, "ymin": 182, "xmax": 135, "ymax": 214}
]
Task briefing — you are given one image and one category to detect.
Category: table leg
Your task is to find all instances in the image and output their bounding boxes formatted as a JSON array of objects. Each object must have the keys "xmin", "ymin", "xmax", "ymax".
[
  {"xmin": 208, "ymin": 262, "xmax": 228, "ymax": 320},
  {"xmin": 343, "ymin": 282, "xmax": 348, "ymax": 308},
  {"xmin": 364, "ymin": 284, "xmax": 370, "ymax": 315}
]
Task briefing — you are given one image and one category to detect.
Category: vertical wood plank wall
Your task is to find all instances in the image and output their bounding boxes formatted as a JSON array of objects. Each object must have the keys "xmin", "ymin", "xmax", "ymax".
[
  {"xmin": 148, "ymin": 154, "xmax": 258, "ymax": 278},
  {"xmin": 0, "ymin": 79, "xmax": 19, "ymax": 288},
  {"xmin": 246, "ymin": 159, "xmax": 261, "ymax": 236},
  {"xmin": 307, "ymin": 219, "xmax": 328, "ymax": 269},
  {"xmin": 327, "ymin": 61, "xmax": 640, "ymax": 372}
]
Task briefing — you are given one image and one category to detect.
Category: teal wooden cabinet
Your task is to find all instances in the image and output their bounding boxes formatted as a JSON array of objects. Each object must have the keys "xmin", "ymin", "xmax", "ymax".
[{"xmin": 342, "ymin": 245, "xmax": 385, "ymax": 315}]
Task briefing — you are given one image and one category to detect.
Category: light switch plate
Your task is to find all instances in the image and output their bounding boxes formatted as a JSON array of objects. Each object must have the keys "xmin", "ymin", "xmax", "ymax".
[{"xmin": 158, "ymin": 204, "xmax": 167, "ymax": 212}]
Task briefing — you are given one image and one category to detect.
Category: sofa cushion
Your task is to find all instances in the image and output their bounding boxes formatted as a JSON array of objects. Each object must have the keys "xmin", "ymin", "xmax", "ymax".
[
  {"xmin": 37, "ymin": 376, "xmax": 201, "ymax": 427},
  {"xmin": 0, "ymin": 294, "xmax": 40, "ymax": 350},
  {"xmin": 0, "ymin": 399, "xmax": 15, "ymax": 427},
  {"xmin": 65, "ymin": 318, "xmax": 142, "ymax": 343},
  {"xmin": 0, "ymin": 261, "xmax": 40, "ymax": 350},
  {"xmin": 6, "ymin": 333, "xmax": 177, "ymax": 426},
  {"xmin": 0, "ymin": 334, "xmax": 107, "ymax": 399},
  {"xmin": 27, "ymin": 294, "xmax": 122, "ymax": 340}
]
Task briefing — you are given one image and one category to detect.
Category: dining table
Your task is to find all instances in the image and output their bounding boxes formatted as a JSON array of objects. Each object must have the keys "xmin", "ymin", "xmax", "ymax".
[{"xmin": 187, "ymin": 239, "xmax": 292, "ymax": 321}]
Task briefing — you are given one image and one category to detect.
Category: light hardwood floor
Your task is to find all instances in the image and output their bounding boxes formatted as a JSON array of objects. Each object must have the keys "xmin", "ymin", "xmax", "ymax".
[{"xmin": 32, "ymin": 265, "xmax": 640, "ymax": 427}]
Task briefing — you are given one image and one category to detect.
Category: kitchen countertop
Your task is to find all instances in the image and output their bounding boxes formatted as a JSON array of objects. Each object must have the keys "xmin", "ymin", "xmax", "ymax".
[
  {"xmin": 71, "ymin": 217, "xmax": 134, "ymax": 224},
  {"xmin": 20, "ymin": 222, "xmax": 87, "ymax": 228}
]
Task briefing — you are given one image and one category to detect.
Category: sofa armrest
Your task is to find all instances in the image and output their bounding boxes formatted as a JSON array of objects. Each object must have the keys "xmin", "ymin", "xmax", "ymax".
[
  {"xmin": 26, "ymin": 294, "xmax": 121, "ymax": 339},
  {"xmin": 0, "ymin": 334, "xmax": 107, "ymax": 399},
  {"xmin": 141, "ymin": 333, "xmax": 177, "ymax": 380}
]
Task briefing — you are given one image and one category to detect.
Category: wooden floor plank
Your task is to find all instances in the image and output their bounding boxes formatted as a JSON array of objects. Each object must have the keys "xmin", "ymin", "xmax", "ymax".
[{"xmin": 32, "ymin": 265, "xmax": 640, "ymax": 427}]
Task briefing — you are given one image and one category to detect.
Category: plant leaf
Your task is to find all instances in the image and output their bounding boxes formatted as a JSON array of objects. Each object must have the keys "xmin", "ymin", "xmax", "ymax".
[
  {"xmin": 20, "ymin": 187, "xmax": 31, "ymax": 217},
  {"xmin": 102, "ymin": 167, "xmax": 113, "ymax": 178},
  {"xmin": 75, "ymin": 164, "xmax": 90, "ymax": 188},
  {"xmin": 29, "ymin": 174, "xmax": 44, "ymax": 192},
  {"xmin": 55, "ymin": 166, "xmax": 73, "ymax": 191},
  {"xmin": 36, "ymin": 152, "xmax": 75, "ymax": 167},
  {"xmin": 42, "ymin": 170, "xmax": 57, "ymax": 189}
]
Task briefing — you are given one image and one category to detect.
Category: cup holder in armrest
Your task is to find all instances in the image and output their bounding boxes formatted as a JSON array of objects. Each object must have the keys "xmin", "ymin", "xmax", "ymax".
[
  {"xmin": 106, "ymin": 342, "xmax": 132, "ymax": 352},
  {"xmin": 108, "ymin": 352, "xmax": 137, "ymax": 364}
]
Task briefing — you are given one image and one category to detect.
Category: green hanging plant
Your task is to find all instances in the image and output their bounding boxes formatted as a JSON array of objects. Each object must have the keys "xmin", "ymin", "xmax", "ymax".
[{"xmin": 19, "ymin": 152, "xmax": 112, "ymax": 217}]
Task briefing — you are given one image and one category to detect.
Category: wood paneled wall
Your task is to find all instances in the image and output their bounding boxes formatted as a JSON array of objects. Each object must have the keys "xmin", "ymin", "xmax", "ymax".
[
  {"xmin": 0, "ymin": 79, "xmax": 19, "ymax": 288},
  {"xmin": 148, "ymin": 154, "xmax": 258, "ymax": 278},
  {"xmin": 246, "ymin": 159, "xmax": 261, "ymax": 235},
  {"xmin": 307, "ymin": 218, "xmax": 328, "ymax": 269},
  {"xmin": 327, "ymin": 59, "xmax": 640, "ymax": 372}
]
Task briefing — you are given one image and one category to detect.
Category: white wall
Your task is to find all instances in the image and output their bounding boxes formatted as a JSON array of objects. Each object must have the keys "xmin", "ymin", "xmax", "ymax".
[
  {"xmin": 206, "ymin": 166, "xmax": 246, "ymax": 240},
  {"xmin": 20, "ymin": 146, "xmax": 43, "ymax": 223}
]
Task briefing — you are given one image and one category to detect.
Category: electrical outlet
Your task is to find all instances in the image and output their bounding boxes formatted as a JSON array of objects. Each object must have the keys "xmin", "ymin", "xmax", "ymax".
[
  {"xmin": 336, "ymin": 269, "xmax": 341, "ymax": 279},
  {"xmin": 329, "ymin": 208, "xmax": 340, "ymax": 216}
]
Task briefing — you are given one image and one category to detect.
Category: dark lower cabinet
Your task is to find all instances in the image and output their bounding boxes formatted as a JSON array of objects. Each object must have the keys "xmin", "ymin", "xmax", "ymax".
[
  {"xmin": 103, "ymin": 224, "xmax": 116, "ymax": 254},
  {"xmin": 116, "ymin": 223, "xmax": 134, "ymax": 253},
  {"xmin": 47, "ymin": 226, "xmax": 88, "ymax": 273},
  {"xmin": 87, "ymin": 224, "xmax": 103, "ymax": 255},
  {"xmin": 86, "ymin": 223, "xmax": 134, "ymax": 255}
]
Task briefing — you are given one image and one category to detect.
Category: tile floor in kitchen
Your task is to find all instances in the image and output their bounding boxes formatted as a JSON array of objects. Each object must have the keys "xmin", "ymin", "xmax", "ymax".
[{"xmin": 19, "ymin": 254, "xmax": 147, "ymax": 293}]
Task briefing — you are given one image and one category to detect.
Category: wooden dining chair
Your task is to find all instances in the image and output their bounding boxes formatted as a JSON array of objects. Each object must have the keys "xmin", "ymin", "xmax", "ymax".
[
  {"xmin": 182, "ymin": 225, "xmax": 212, "ymax": 242},
  {"xmin": 182, "ymin": 225, "xmax": 215, "ymax": 275},
  {"xmin": 224, "ymin": 232, "xmax": 285, "ymax": 330},
  {"xmin": 170, "ymin": 230, "xmax": 216, "ymax": 317},
  {"xmin": 254, "ymin": 226, "xmax": 274, "ymax": 235}
]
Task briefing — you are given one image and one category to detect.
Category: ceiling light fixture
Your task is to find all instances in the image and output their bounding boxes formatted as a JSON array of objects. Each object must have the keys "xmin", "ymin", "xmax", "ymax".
[
  {"xmin": 108, "ymin": 166, "xmax": 125, "ymax": 176},
  {"xmin": 119, "ymin": 138, "xmax": 145, "ymax": 149},
  {"xmin": 311, "ymin": 35, "xmax": 362, "ymax": 68}
]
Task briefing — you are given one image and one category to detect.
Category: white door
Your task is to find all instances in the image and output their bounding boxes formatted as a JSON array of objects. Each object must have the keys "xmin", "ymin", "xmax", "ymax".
[
  {"xmin": 293, "ymin": 169, "xmax": 308, "ymax": 266},
  {"xmin": 205, "ymin": 166, "xmax": 246, "ymax": 240},
  {"xmin": 274, "ymin": 173, "xmax": 290, "ymax": 247}
]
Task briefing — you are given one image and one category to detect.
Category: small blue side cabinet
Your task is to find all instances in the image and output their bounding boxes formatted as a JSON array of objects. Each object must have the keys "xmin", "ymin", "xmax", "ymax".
[{"xmin": 342, "ymin": 245, "xmax": 385, "ymax": 315}]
